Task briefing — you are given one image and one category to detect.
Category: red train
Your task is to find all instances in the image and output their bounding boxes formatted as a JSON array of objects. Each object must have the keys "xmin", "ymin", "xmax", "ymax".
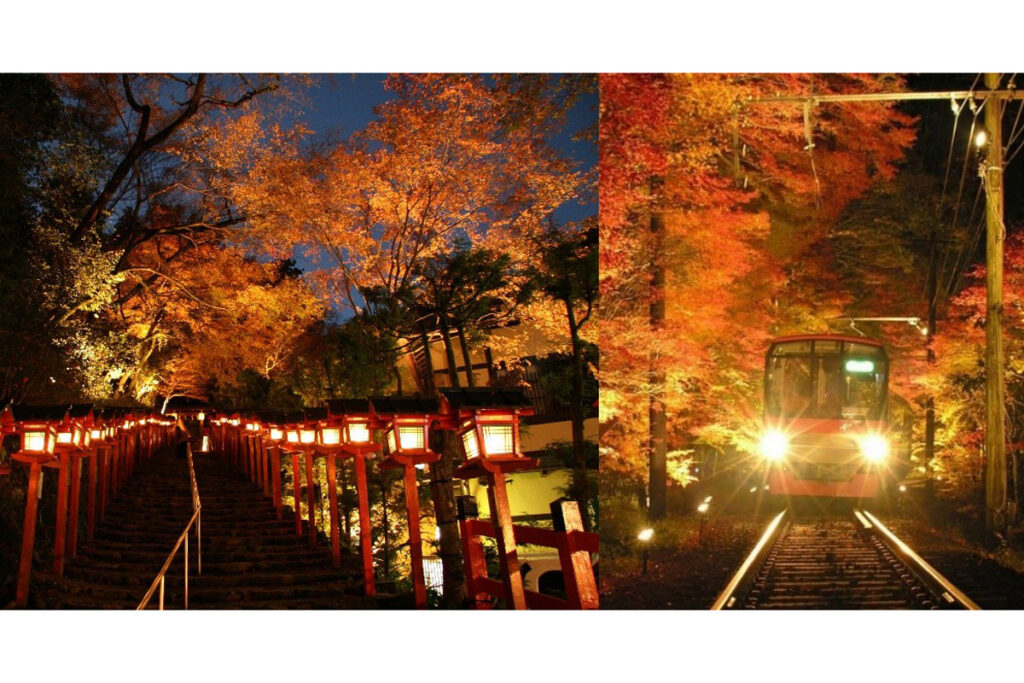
[{"xmin": 760, "ymin": 334, "xmax": 898, "ymax": 498}]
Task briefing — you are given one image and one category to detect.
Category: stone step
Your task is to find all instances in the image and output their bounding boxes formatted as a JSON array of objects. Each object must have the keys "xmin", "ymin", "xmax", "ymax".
[{"xmin": 31, "ymin": 449, "xmax": 379, "ymax": 610}]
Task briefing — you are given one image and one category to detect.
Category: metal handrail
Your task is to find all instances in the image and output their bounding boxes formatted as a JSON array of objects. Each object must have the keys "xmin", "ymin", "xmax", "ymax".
[{"xmin": 137, "ymin": 443, "xmax": 202, "ymax": 610}]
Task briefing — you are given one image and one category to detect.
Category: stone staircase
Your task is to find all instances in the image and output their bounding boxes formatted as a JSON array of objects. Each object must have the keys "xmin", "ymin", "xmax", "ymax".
[{"xmin": 32, "ymin": 449, "xmax": 377, "ymax": 609}]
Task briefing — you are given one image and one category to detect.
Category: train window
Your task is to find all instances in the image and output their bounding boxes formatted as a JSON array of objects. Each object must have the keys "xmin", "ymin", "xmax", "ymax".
[
  {"xmin": 816, "ymin": 353, "xmax": 845, "ymax": 418},
  {"xmin": 766, "ymin": 355, "xmax": 812, "ymax": 417},
  {"xmin": 772, "ymin": 341, "xmax": 813, "ymax": 355},
  {"xmin": 767, "ymin": 339, "xmax": 887, "ymax": 420}
]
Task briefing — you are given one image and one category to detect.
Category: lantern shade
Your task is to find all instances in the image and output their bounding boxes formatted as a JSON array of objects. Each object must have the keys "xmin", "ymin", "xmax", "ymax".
[
  {"xmin": 23, "ymin": 431, "xmax": 54, "ymax": 453},
  {"xmin": 397, "ymin": 426, "xmax": 424, "ymax": 450},
  {"xmin": 462, "ymin": 430, "xmax": 480, "ymax": 459},
  {"xmin": 286, "ymin": 430, "xmax": 300, "ymax": 444},
  {"xmin": 299, "ymin": 428, "xmax": 316, "ymax": 444},
  {"xmin": 345, "ymin": 421, "xmax": 371, "ymax": 444},
  {"xmin": 319, "ymin": 427, "xmax": 341, "ymax": 446},
  {"xmin": 270, "ymin": 428, "xmax": 284, "ymax": 442},
  {"xmin": 482, "ymin": 424, "xmax": 514, "ymax": 456}
]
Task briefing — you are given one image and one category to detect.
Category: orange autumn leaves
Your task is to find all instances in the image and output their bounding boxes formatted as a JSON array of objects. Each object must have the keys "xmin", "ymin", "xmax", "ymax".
[{"xmin": 600, "ymin": 73, "xmax": 917, "ymax": 481}]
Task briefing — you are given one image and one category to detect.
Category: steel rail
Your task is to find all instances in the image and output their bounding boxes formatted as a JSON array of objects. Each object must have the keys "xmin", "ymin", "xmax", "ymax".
[
  {"xmin": 137, "ymin": 443, "xmax": 202, "ymax": 610},
  {"xmin": 860, "ymin": 510, "xmax": 981, "ymax": 610},
  {"xmin": 711, "ymin": 509, "xmax": 788, "ymax": 610}
]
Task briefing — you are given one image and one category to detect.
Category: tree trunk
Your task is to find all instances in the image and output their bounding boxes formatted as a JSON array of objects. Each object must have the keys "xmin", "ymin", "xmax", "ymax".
[
  {"xmin": 431, "ymin": 326, "xmax": 468, "ymax": 606},
  {"xmin": 565, "ymin": 298, "xmax": 592, "ymax": 531},
  {"xmin": 438, "ymin": 312, "xmax": 460, "ymax": 388},
  {"xmin": 457, "ymin": 324, "xmax": 476, "ymax": 387},
  {"xmin": 648, "ymin": 177, "xmax": 668, "ymax": 520}
]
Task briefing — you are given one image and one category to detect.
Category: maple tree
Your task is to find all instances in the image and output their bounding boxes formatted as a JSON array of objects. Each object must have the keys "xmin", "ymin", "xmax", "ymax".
[
  {"xmin": 232, "ymin": 73, "xmax": 593, "ymax": 605},
  {"xmin": 0, "ymin": 74, "xmax": 322, "ymax": 409},
  {"xmin": 600, "ymin": 74, "xmax": 917, "ymax": 518}
]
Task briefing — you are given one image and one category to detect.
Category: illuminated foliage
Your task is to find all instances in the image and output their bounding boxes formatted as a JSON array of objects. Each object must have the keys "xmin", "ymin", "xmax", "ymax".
[{"xmin": 600, "ymin": 73, "xmax": 917, "ymax": 491}]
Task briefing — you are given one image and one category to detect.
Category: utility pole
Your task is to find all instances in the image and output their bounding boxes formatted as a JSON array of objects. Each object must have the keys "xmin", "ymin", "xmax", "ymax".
[{"xmin": 983, "ymin": 73, "xmax": 1007, "ymax": 544}]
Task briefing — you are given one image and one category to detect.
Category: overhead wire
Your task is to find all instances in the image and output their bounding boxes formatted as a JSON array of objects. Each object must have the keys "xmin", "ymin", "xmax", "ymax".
[
  {"xmin": 936, "ymin": 94, "xmax": 983, "ymax": 299},
  {"xmin": 924, "ymin": 95, "xmax": 965, "ymax": 304}
]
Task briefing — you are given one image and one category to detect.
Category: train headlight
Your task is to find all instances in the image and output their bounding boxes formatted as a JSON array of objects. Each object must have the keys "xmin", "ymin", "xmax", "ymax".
[
  {"xmin": 860, "ymin": 434, "xmax": 889, "ymax": 462},
  {"xmin": 760, "ymin": 430, "xmax": 788, "ymax": 461}
]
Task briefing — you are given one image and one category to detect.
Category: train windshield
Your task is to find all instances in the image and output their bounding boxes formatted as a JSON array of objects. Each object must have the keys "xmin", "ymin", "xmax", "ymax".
[{"xmin": 765, "ymin": 340, "xmax": 887, "ymax": 420}]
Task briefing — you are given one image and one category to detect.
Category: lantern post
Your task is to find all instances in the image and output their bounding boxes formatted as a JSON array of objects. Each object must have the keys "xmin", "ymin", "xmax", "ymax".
[
  {"xmin": 327, "ymin": 398, "xmax": 379, "ymax": 597},
  {"xmin": 262, "ymin": 414, "xmax": 287, "ymax": 519},
  {"xmin": 10, "ymin": 407, "xmax": 59, "ymax": 607},
  {"xmin": 298, "ymin": 411, "xmax": 322, "ymax": 548},
  {"xmin": 313, "ymin": 412, "xmax": 345, "ymax": 569},
  {"xmin": 50, "ymin": 407, "xmax": 87, "ymax": 578},
  {"xmin": 374, "ymin": 396, "xmax": 441, "ymax": 609},
  {"xmin": 442, "ymin": 388, "xmax": 536, "ymax": 610},
  {"xmin": 65, "ymin": 404, "xmax": 96, "ymax": 560},
  {"xmin": 284, "ymin": 418, "xmax": 307, "ymax": 538}
]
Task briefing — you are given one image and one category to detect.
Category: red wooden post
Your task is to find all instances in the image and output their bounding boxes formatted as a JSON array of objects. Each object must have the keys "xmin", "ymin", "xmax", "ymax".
[
  {"xmin": 67, "ymin": 453, "xmax": 83, "ymax": 559},
  {"xmin": 353, "ymin": 454, "xmax": 375, "ymax": 596},
  {"xmin": 304, "ymin": 449, "xmax": 317, "ymax": 547},
  {"xmin": 15, "ymin": 461, "xmax": 44, "ymax": 608},
  {"xmin": 96, "ymin": 446, "xmax": 107, "ymax": 520},
  {"xmin": 51, "ymin": 452, "xmax": 71, "ymax": 578},
  {"xmin": 458, "ymin": 517, "xmax": 491, "ymax": 609},
  {"xmin": 87, "ymin": 448, "xmax": 98, "ymax": 539},
  {"xmin": 552, "ymin": 500, "xmax": 599, "ymax": 610},
  {"xmin": 486, "ymin": 470, "xmax": 527, "ymax": 610},
  {"xmin": 272, "ymin": 445, "xmax": 283, "ymax": 520},
  {"xmin": 326, "ymin": 454, "xmax": 341, "ymax": 568},
  {"xmin": 109, "ymin": 442, "xmax": 119, "ymax": 499},
  {"xmin": 248, "ymin": 434, "xmax": 256, "ymax": 482},
  {"xmin": 262, "ymin": 438, "xmax": 271, "ymax": 497},
  {"xmin": 257, "ymin": 436, "xmax": 264, "ymax": 488},
  {"xmin": 291, "ymin": 451, "xmax": 303, "ymax": 537},
  {"xmin": 403, "ymin": 463, "xmax": 427, "ymax": 609}
]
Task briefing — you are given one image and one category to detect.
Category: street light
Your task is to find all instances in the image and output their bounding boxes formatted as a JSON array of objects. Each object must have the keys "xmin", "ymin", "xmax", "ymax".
[
  {"xmin": 698, "ymin": 496, "xmax": 712, "ymax": 544},
  {"xmin": 637, "ymin": 527, "xmax": 654, "ymax": 575}
]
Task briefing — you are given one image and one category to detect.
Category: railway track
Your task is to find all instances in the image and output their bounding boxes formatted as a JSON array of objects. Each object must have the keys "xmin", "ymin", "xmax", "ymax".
[{"xmin": 712, "ymin": 508, "xmax": 980, "ymax": 610}]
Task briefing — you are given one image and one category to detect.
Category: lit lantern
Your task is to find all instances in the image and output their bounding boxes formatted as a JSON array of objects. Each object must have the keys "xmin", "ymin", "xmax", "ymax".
[
  {"xmin": 286, "ymin": 429, "xmax": 300, "ymax": 445},
  {"xmin": 318, "ymin": 425, "xmax": 342, "ymax": 447},
  {"xmin": 384, "ymin": 418, "xmax": 429, "ymax": 455},
  {"xmin": 299, "ymin": 426, "xmax": 316, "ymax": 445},
  {"xmin": 325, "ymin": 399, "xmax": 376, "ymax": 451},
  {"xmin": 269, "ymin": 427, "xmax": 284, "ymax": 442},
  {"xmin": 439, "ymin": 388, "xmax": 535, "ymax": 477},
  {"xmin": 458, "ymin": 416, "xmax": 518, "ymax": 460},
  {"xmin": 197, "ymin": 412, "xmax": 206, "ymax": 422},
  {"xmin": 19, "ymin": 423, "xmax": 58, "ymax": 455},
  {"xmin": 345, "ymin": 419, "xmax": 371, "ymax": 445},
  {"xmin": 246, "ymin": 422, "xmax": 259, "ymax": 432},
  {"xmin": 55, "ymin": 421, "xmax": 85, "ymax": 450}
]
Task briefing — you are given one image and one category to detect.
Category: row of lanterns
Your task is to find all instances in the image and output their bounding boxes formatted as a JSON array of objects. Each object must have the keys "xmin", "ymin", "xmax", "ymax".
[
  {"xmin": 3, "ymin": 405, "xmax": 174, "ymax": 458},
  {"xmin": 198, "ymin": 390, "xmax": 530, "ymax": 468}
]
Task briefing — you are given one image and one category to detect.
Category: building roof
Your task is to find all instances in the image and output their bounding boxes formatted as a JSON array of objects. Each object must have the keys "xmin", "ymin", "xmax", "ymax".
[
  {"xmin": 440, "ymin": 387, "xmax": 533, "ymax": 410},
  {"xmin": 326, "ymin": 398, "xmax": 372, "ymax": 416},
  {"xmin": 368, "ymin": 396, "xmax": 441, "ymax": 415},
  {"xmin": 9, "ymin": 404, "xmax": 71, "ymax": 421}
]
